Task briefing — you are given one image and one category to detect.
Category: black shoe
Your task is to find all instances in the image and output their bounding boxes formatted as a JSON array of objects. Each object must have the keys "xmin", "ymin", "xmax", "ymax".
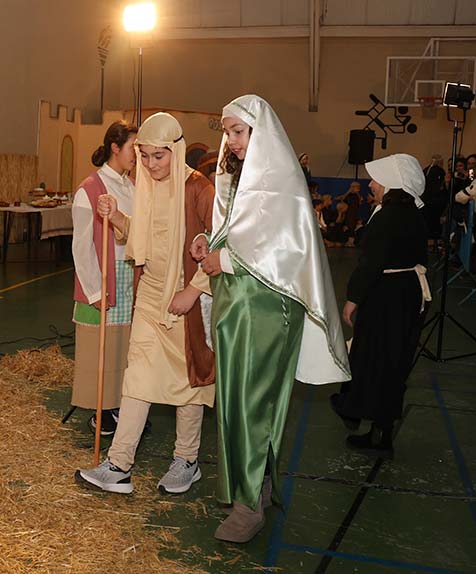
[
  {"xmin": 346, "ymin": 424, "xmax": 394, "ymax": 459},
  {"xmin": 88, "ymin": 409, "xmax": 119, "ymax": 436},
  {"xmin": 330, "ymin": 393, "xmax": 361, "ymax": 431}
]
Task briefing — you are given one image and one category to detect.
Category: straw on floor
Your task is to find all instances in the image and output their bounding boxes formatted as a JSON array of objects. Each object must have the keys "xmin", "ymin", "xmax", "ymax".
[{"xmin": 0, "ymin": 346, "xmax": 208, "ymax": 574}]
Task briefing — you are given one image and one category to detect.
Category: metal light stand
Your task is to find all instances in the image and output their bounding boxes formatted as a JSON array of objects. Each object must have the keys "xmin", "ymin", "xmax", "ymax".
[
  {"xmin": 414, "ymin": 109, "xmax": 476, "ymax": 363},
  {"xmin": 137, "ymin": 46, "xmax": 143, "ymax": 127}
]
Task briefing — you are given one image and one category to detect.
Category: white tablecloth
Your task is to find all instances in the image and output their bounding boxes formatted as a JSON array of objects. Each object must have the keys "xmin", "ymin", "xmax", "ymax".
[
  {"xmin": 38, "ymin": 205, "xmax": 73, "ymax": 239},
  {"xmin": 0, "ymin": 203, "xmax": 73, "ymax": 239}
]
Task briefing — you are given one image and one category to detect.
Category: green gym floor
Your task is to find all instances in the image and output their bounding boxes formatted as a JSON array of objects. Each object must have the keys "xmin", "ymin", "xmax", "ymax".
[{"xmin": 1, "ymin": 239, "xmax": 475, "ymax": 574}]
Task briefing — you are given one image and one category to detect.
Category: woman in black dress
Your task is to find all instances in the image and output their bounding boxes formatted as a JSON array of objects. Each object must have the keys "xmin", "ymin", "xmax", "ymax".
[{"xmin": 330, "ymin": 154, "xmax": 431, "ymax": 458}]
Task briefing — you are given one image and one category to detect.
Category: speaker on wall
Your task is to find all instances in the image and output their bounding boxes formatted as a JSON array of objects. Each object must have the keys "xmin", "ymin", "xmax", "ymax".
[{"xmin": 348, "ymin": 129, "xmax": 376, "ymax": 165}]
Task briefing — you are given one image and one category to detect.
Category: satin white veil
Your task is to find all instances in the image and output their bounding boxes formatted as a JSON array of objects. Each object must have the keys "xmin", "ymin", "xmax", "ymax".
[{"xmin": 210, "ymin": 95, "xmax": 350, "ymax": 384}]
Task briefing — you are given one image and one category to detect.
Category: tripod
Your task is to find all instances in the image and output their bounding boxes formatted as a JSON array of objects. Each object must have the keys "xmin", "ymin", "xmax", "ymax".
[
  {"xmin": 62, "ymin": 405, "xmax": 76, "ymax": 424},
  {"xmin": 414, "ymin": 114, "xmax": 476, "ymax": 363}
]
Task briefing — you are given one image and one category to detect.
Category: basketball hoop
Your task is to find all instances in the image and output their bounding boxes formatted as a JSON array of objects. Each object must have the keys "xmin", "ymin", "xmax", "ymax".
[{"xmin": 418, "ymin": 96, "xmax": 442, "ymax": 119}]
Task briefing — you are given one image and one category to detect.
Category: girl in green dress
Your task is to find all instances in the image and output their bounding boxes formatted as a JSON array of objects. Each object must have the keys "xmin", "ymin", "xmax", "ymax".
[{"xmin": 192, "ymin": 95, "xmax": 350, "ymax": 543}]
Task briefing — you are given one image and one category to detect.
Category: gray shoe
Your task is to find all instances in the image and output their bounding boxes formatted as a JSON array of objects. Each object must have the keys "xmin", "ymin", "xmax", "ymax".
[
  {"xmin": 75, "ymin": 459, "xmax": 133, "ymax": 494},
  {"xmin": 215, "ymin": 496, "xmax": 265, "ymax": 543},
  {"xmin": 157, "ymin": 457, "xmax": 201, "ymax": 494}
]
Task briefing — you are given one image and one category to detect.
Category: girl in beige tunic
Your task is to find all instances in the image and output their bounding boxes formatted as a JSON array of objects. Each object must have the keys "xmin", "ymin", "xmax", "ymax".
[{"xmin": 77, "ymin": 113, "xmax": 215, "ymax": 495}]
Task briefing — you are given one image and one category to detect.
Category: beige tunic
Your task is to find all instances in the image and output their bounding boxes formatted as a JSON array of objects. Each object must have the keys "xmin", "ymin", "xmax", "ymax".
[{"xmin": 122, "ymin": 179, "xmax": 215, "ymax": 407}]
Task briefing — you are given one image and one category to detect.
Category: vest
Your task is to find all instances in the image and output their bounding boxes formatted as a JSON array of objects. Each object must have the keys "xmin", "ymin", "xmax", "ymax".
[{"xmin": 73, "ymin": 172, "xmax": 116, "ymax": 307}]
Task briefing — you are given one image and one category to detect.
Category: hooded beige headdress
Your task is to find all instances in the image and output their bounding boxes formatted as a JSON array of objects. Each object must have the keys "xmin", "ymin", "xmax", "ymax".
[{"xmin": 126, "ymin": 112, "xmax": 190, "ymax": 328}]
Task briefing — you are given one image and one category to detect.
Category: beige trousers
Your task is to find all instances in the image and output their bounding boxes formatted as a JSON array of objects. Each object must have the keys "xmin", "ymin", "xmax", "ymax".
[{"xmin": 108, "ymin": 396, "xmax": 204, "ymax": 471}]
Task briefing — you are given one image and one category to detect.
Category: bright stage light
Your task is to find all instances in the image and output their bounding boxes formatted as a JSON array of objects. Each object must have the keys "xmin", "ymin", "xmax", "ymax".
[{"xmin": 123, "ymin": 2, "xmax": 157, "ymax": 33}]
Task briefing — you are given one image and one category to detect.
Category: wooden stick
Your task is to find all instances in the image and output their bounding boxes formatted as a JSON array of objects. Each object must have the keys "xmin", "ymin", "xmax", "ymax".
[{"xmin": 93, "ymin": 213, "xmax": 109, "ymax": 465}]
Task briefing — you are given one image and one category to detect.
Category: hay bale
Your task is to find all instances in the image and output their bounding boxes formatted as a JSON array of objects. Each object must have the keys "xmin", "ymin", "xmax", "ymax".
[
  {"xmin": 0, "ymin": 154, "xmax": 38, "ymax": 204},
  {"xmin": 0, "ymin": 345, "xmax": 73, "ymax": 390},
  {"xmin": 0, "ymin": 347, "xmax": 209, "ymax": 574}
]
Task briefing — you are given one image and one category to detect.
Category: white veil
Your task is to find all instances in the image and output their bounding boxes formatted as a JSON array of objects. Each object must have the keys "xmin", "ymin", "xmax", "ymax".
[{"xmin": 210, "ymin": 95, "xmax": 350, "ymax": 384}]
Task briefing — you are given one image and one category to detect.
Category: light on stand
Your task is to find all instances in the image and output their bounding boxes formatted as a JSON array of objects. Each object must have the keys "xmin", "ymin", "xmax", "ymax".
[
  {"xmin": 123, "ymin": 2, "xmax": 157, "ymax": 32},
  {"xmin": 443, "ymin": 82, "xmax": 475, "ymax": 110},
  {"xmin": 123, "ymin": 2, "xmax": 157, "ymax": 126}
]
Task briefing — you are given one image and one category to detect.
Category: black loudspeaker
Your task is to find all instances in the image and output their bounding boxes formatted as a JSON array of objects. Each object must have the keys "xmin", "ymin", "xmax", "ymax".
[{"xmin": 348, "ymin": 129, "xmax": 375, "ymax": 165}]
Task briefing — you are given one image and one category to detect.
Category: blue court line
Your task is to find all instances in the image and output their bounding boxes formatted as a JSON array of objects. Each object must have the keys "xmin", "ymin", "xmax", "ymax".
[
  {"xmin": 280, "ymin": 543, "xmax": 464, "ymax": 574},
  {"xmin": 428, "ymin": 369, "xmax": 476, "ymax": 378},
  {"xmin": 263, "ymin": 383, "xmax": 474, "ymax": 572},
  {"xmin": 432, "ymin": 375, "xmax": 476, "ymax": 525},
  {"xmin": 262, "ymin": 385, "xmax": 313, "ymax": 572},
  {"xmin": 411, "ymin": 384, "xmax": 476, "ymax": 396}
]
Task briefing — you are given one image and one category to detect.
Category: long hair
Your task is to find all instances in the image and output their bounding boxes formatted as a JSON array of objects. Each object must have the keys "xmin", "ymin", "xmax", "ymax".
[{"xmin": 217, "ymin": 127, "xmax": 253, "ymax": 187}]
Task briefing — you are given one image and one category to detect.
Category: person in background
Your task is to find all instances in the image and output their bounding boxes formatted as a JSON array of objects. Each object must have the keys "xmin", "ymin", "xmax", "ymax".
[
  {"xmin": 299, "ymin": 152, "xmax": 319, "ymax": 200},
  {"xmin": 466, "ymin": 153, "xmax": 476, "ymax": 175},
  {"xmin": 324, "ymin": 202, "xmax": 349, "ymax": 247},
  {"xmin": 359, "ymin": 191, "xmax": 378, "ymax": 223},
  {"xmin": 71, "ymin": 120, "xmax": 137, "ymax": 436},
  {"xmin": 330, "ymin": 154, "xmax": 430, "ymax": 459},
  {"xmin": 353, "ymin": 218, "xmax": 366, "ymax": 247},
  {"xmin": 314, "ymin": 199, "xmax": 327, "ymax": 233},
  {"xmin": 197, "ymin": 149, "xmax": 219, "ymax": 184},
  {"xmin": 298, "ymin": 152, "xmax": 312, "ymax": 184},
  {"xmin": 454, "ymin": 171, "xmax": 476, "ymax": 245},
  {"xmin": 445, "ymin": 156, "xmax": 468, "ymax": 191},
  {"xmin": 446, "ymin": 156, "xmax": 469, "ymax": 261},
  {"xmin": 76, "ymin": 113, "xmax": 215, "ymax": 496},
  {"xmin": 455, "ymin": 177, "xmax": 476, "ymax": 205},
  {"xmin": 422, "ymin": 154, "xmax": 447, "ymax": 244},
  {"xmin": 321, "ymin": 194, "xmax": 336, "ymax": 226},
  {"xmin": 337, "ymin": 181, "xmax": 362, "ymax": 246}
]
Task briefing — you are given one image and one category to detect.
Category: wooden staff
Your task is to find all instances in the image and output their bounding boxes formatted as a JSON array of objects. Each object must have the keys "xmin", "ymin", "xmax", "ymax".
[{"xmin": 93, "ymin": 211, "xmax": 109, "ymax": 465}]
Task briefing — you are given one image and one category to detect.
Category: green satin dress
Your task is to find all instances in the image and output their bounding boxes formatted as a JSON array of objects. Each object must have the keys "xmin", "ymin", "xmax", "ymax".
[{"xmin": 211, "ymin": 247, "xmax": 305, "ymax": 511}]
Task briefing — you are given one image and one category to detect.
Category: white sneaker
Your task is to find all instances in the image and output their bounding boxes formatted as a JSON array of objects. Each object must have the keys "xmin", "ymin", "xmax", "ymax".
[
  {"xmin": 157, "ymin": 457, "xmax": 201, "ymax": 494},
  {"xmin": 75, "ymin": 459, "xmax": 134, "ymax": 494}
]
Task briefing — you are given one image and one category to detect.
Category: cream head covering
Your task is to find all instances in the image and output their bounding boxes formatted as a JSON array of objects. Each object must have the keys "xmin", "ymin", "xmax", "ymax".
[
  {"xmin": 126, "ymin": 112, "xmax": 188, "ymax": 328},
  {"xmin": 210, "ymin": 95, "xmax": 350, "ymax": 385},
  {"xmin": 365, "ymin": 154, "xmax": 425, "ymax": 208}
]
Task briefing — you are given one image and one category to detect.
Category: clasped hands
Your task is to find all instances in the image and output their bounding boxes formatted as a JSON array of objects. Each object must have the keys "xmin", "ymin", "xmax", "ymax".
[
  {"xmin": 190, "ymin": 235, "xmax": 222, "ymax": 277},
  {"xmin": 168, "ymin": 236, "xmax": 221, "ymax": 317},
  {"xmin": 190, "ymin": 236, "xmax": 358, "ymax": 327}
]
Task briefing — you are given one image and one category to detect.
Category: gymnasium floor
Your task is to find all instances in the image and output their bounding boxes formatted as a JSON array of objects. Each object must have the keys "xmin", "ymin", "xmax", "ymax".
[{"xmin": 1, "ymin": 241, "xmax": 475, "ymax": 574}]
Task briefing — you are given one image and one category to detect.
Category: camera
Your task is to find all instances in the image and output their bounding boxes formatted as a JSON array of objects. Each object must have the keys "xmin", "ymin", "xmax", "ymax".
[{"xmin": 443, "ymin": 83, "xmax": 475, "ymax": 110}]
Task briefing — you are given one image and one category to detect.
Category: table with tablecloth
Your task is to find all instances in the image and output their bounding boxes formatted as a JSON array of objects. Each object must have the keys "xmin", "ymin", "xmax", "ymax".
[{"xmin": 0, "ymin": 203, "xmax": 73, "ymax": 262}]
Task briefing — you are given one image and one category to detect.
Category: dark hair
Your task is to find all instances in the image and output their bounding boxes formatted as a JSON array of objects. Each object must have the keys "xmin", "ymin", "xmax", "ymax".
[
  {"xmin": 382, "ymin": 188, "xmax": 415, "ymax": 207},
  {"xmin": 448, "ymin": 156, "xmax": 466, "ymax": 170},
  {"xmin": 217, "ymin": 126, "xmax": 253, "ymax": 187},
  {"xmin": 467, "ymin": 153, "xmax": 476, "ymax": 161},
  {"xmin": 197, "ymin": 150, "xmax": 218, "ymax": 177},
  {"xmin": 91, "ymin": 120, "xmax": 138, "ymax": 167}
]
